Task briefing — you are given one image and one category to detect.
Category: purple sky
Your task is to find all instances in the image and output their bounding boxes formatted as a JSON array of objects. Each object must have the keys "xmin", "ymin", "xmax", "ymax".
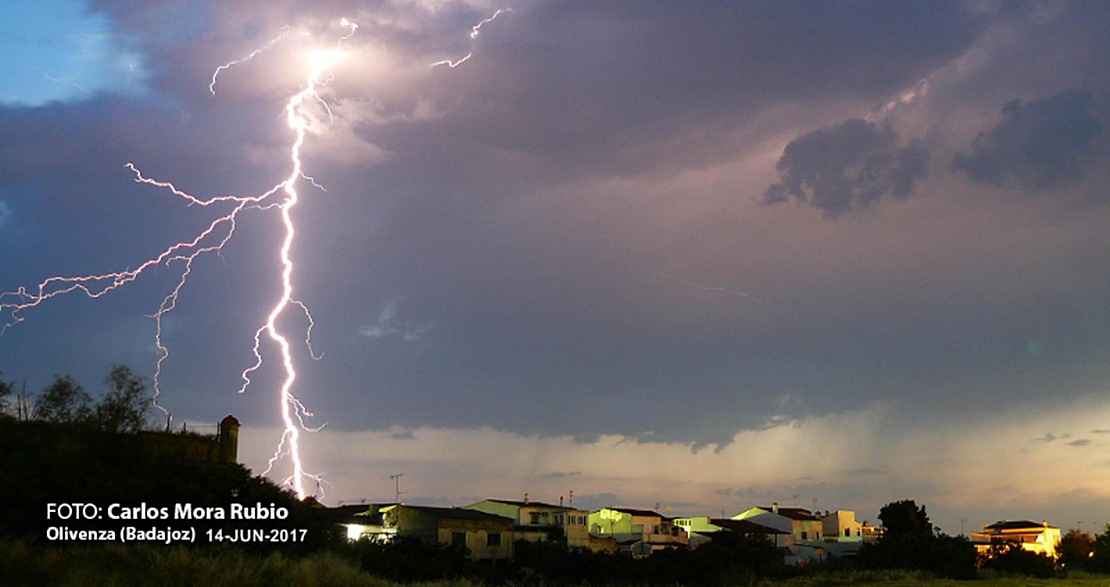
[{"xmin": 2, "ymin": 0, "xmax": 1109, "ymax": 534}]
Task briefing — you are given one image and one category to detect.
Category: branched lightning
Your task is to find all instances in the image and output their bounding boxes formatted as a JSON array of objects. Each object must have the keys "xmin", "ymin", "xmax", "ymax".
[
  {"xmin": 210, "ymin": 26, "xmax": 291, "ymax": 95},
  {"xmin": 1, "ymin": 19, "xmax": 360, "ymax": 500},
  {"xmin": 430, "ymin": 7, "xmax": 513, "ymax": 69}
]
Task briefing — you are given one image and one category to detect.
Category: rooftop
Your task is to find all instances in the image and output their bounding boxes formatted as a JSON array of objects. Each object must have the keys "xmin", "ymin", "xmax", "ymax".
[
  {"xmin": 982, "ymin": 520, "xmax": 1057, "ymax": 532},
  {"xmin": 398, "ymin": 505, "xmax": 515, "ymax": 522},
  {"xmin": 482, "ymin": 498, "xmax": 576, "ymax": 510},
  {"xmin": 710, "ymin": 518, "xmax": 789, "ymax": 535},
  {"xmin": 757, "ymin": 506, "xmax": 820, "ymax": 521}
]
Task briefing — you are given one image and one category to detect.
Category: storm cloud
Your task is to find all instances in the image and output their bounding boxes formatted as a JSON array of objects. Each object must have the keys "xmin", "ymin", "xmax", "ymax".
[
  {"xmin": 952, "ymin": 89, "xmax": 1104, "ymax": 189},
  {"xmin": 763, "ymin": 119, "xmax": 929, "ymax": 217},
  {"xmin": 3, "ymin": 1, "xmax": 1110, "ymax": 522}
]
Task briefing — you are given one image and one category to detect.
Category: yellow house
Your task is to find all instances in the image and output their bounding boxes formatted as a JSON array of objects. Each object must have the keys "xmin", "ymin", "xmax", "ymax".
[
  {"xmin": 588, "ymin": 507, "xmax": 688, "ymax": 557},
  {"xmin": 466, "ymin": 497, "xmax": 590, "ymax": 549},
  {"xmin": 971, "ymin": 520, "xmax": 1061, "ymax": 559}
]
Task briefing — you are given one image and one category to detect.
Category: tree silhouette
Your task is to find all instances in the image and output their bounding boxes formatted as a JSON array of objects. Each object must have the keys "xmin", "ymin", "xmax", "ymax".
[
  {"xmin": 879, "ymin": 499, "xmax": 933, "ymax": 538},
  {"xmin": 33, "ymin": 374, "xmax": 92, "ymax": 423},
  {"xmin": 96, "ymin": 365, "xmax": 151, "ymax": 433},
  {"xmin": 0, "ymin": 371, "xmax": 13, "ymax": 418}
]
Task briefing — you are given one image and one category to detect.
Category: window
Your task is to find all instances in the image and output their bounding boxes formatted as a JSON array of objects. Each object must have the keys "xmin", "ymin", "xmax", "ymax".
[
  {"xmin": 801, "ymin": 531, "xmax": 808, "ymax": 540},
  {"xmin": 530, "ymin": 512, "xmax": 542, "ymax": 525},
  {"xmin": 487, "ymin": 533, "xmax": 501, "ymax": 546},
  {"xmin": 845, "ymin": 528, "xmax": 850, "ymax": 537},
  {"xmin": 452, "ymin": 532, "xmax": 466, "ymax": 546}
]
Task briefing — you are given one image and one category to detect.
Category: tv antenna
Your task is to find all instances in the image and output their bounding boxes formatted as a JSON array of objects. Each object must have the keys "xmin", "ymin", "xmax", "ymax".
[{"xmin": 390, "ymin": 473, "xmax": 406, "ymax": 504}]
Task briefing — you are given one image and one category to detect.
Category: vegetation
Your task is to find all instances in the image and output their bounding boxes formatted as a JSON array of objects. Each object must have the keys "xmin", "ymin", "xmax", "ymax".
[
  {"xmin": 851, "ymin": 500, "xmax": 978, "ymax": 579},
  {"xmin": 509, "ymin": 531, "xmax": 786, "ymax": 585},
  {"xmin": 978, "ymin": 541, "xmax": 1055, "ymax": 578},
  {"xmin": 878, "ymin": 500, "xmax": 933, "ymax": 539},
  {"xmin": 0, "ymin": 538, "xmax": 443, "ymax": 587}
]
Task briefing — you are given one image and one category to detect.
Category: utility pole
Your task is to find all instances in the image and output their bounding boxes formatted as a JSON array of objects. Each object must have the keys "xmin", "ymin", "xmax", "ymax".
[
  {"xmin": 960, "ymin": 517, "xmax": 968, "ymax": 536},
  {"xmin": 390, "ymin": 473, "xmax": 406, "ymax": 504}
]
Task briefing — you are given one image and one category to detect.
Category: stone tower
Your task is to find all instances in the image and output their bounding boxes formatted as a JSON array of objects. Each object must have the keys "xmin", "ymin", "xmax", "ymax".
[{"xmin": 219, "ymin": 414, "xmax": 240, "ymax": 463}]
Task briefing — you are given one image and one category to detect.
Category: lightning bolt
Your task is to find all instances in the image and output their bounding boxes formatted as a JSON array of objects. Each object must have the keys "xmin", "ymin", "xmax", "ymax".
[
  {"xmin": 0, "ymin": 20, "xmax": 359, "ymax": 500},
  {"xmin": 429, "ymin": 53, "xmax": 473, "ymax": 69},
  {"xmin": 40, "ymin": 69, "xmax": 92, "ymax": 95},
  {"xmin": 654, "ymin": 268, "xmax": 769, "ymax": 305},
  {"xmin": 470, "ymin": 8, "xmax": 513, "ymax": 39},
  {"xmin": 430, "ymin": 8, "xmax": 513, "ymax": 69},
  {"xmin": 209, "ymin": 26, "xmax": 291, "ymax": 96}
]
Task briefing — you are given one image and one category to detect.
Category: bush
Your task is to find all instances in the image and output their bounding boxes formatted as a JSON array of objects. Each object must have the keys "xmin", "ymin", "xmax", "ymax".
[
  {"xmin": 979, "ymin": 541, "xmax": 1055, "ymax": 578},
  {"xmin": 856, "ymin": 533, "xmax": 978, "ymax": 579}
]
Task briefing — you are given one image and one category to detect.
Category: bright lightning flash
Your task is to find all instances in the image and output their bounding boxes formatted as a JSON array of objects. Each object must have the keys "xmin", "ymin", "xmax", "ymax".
[{"xmin": 0, "ymin": 20, "xmax": 359, "ymax": 501}]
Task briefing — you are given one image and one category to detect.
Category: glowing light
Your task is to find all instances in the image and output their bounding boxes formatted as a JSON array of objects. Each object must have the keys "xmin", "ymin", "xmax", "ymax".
[
  {"xmin": 309, "ymin": 50, "xmax": 343, "ymax": 71},
  {"xmin": 0, "ymin": 19, "xmax": 359, "ymax": 501}
]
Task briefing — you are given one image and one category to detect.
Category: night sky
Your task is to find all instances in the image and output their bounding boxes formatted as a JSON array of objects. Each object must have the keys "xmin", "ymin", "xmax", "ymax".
[{"xmin": 2, "ymin": 0, "xmax": 1109, "ymax": 534}]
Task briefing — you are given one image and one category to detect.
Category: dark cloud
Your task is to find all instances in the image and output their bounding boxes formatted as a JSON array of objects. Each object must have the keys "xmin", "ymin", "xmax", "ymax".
[
  {"xmin": 1034, "ymin": 432, "xmax": 1057, "ymax": 443},
  {"xmin": 763, "ymin": 119, "xmax": 929, "ymax": 218},
  {"xmin": 388, "ymin": 429, "xmax": 414, "ymax": 440},
  {"xmin": 567, "ymin": 492, "xmax": 625, "ymax": 513},
  {"xmin": 1068, "ymin": 439, "xmax": 1092, "ymax": 447},
  {"xmin": 842, "ymin": 467, "xmax": 886, "ymax": 476},
  {"xmin": 1093, "ymin": 429, "xmax": 1110, "ymax": 434},
  {"xmin": 952, "ymin": 89, "xmax": 1104, "ymax": 189},
  {"xmin": 537, "ymin": 471, "xmax": 581, "ymax": 480}
]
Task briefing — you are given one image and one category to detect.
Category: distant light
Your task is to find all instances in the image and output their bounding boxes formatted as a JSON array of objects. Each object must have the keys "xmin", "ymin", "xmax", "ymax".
[
  {"xmin": 309, "ymin": 50, "xmax": 343, "ymax": 71},
  {"xmin": 347, "ymin": 524, "xmax": 364, "ymax": 541}
]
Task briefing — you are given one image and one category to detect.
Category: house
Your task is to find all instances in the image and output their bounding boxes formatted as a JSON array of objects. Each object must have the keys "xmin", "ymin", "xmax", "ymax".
[
  {"xmin": 970, "ymin": 520, "xmax": 1061, "ymax": 559},
  {"xmin": 673, "ymin": 516, "xmax": 789, "ymax": 549},
  {"xmin": 465, "ymin": 497, "xmax": 590, "ymax": 549},
  {"xmin": 331, "ymin": 503, "xmax": 516, "ymax": 562},
  {"xmin": 328, "ymin": 503, "xmax": 395, "ymax": 543},
  {"xmin": 733, "ymin": 504, "xmax": 825, "ymax": 563},
  {"xmin": 589, "ymin": 507, "xmax": 688, "ymax": 557},
  {"xmin": 860, "ymin": 521, "xmax": 882, "ymax": 540},
  {"xmin": 734, "ymin": 504, "xmax": 823, "ymax": 543},
  {"xmin": 819, "ymin": 510, "xmax": 868, "ymax": 556}
]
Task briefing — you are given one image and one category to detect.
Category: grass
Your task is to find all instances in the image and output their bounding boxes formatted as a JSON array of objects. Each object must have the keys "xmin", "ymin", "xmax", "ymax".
[
  {"xmin": 761, "ymin": 569, "xmax": 1110, "ymax": 586},
  {"xmin": 0, "ymin": 539, "xmax": 484, "ymax": 587},
  {"xmin": 5, "ymin": 540, "xmax": 1110, "ymax": 586}
]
